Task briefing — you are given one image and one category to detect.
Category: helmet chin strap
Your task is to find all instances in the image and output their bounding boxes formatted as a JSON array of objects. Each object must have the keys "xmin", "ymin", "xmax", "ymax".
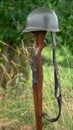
[{"xmin": 42, "ymin": 32, "xmax": 62, "ymax": 122}]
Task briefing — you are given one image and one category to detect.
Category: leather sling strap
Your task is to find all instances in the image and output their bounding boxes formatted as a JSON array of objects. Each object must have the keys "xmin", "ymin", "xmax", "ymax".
[{"xmin": 42, "ymin": 32, "xmax": 62, "ymax": 122}]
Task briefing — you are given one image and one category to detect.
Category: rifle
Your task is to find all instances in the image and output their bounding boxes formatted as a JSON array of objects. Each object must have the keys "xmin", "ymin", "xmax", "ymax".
[{"xmin": 30, "ymin": 31, "xmax": 62, "ymax": 130}]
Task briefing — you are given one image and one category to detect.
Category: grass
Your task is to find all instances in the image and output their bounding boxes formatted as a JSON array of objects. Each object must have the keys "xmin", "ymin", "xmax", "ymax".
[
  {"xmin": 42, "ymin": 43, "xmax": 73, "ymax": 130},
  {"xmin": 0, "ymin": 43, "xmax": 73, "ymax": 130}
]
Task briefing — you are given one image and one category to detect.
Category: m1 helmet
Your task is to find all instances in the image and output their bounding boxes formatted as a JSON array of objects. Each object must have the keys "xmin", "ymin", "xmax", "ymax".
[{"xmin": 24, "ymin": 7, "xmax": 59, "ymax": 32}]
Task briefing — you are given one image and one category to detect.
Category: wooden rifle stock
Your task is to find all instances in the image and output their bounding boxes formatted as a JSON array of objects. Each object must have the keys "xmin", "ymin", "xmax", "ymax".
[
  {"xmin": 30, "ymin": 31, "xmax": 62, "ymax": 129},
  {"xmin": 30, "ymin": 31, "xmax": 46, "ymax": 130}
]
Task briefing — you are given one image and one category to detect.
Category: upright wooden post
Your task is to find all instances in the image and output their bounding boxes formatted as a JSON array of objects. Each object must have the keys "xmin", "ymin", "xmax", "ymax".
[{"xmin": 31, "ymin": 31, "xmax": 46, "ymax": 130}]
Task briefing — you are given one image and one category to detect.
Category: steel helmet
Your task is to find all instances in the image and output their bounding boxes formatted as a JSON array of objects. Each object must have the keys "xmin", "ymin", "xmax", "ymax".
[{"xmin": 24, "ymin": 7, "xmax": 59, "ymax": 32}]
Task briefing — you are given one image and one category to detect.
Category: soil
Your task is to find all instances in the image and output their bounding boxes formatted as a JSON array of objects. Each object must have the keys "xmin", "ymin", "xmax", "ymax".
[{"xmin": 0, "ymin": 126, "xmax": 32, "ymax": 130}]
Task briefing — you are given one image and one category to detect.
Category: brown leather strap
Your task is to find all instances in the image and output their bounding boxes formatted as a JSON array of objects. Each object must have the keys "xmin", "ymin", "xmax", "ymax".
[{"xmin": 42, "ymin": 32, "xmax": 62, "ymax": 122}]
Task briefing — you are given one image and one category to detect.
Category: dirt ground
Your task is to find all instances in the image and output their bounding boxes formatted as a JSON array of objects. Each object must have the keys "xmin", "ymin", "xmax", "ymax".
[
  {"xmin": 0, "ymin": 126, "xmax": 32, "ymax": 130},
  {"xmin": 0, "ymin": 120, "xmax": 33, "ymax": 130}
]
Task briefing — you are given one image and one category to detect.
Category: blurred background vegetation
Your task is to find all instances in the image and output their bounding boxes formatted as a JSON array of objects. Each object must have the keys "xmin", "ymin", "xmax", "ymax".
[{"xmin": 0, "ymin": 0, "xmax": 73, "ymax": 130}]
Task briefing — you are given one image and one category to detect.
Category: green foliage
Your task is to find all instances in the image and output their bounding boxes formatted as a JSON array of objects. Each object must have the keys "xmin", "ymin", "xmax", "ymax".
[
  {"xmin": 56, "ymin": 0, "xmax": 73, "ymax": 52},
  {"xmin": 0, "ymin": 0, "xmax": 73, "ymax": 52},
  {"xmin": 0, "ymin": 0, "xmax": 47, "ymax": 47},
  {"xmin": 0, "ymin": 0, "xmax": 26, "ymax": 47}
]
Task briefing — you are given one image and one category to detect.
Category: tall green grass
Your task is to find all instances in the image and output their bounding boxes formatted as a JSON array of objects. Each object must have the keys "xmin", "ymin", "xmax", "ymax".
[
  {"xmin": 42, "ymin": 44, "xmax": 73, "ymax": 130},
  {"xmin": 0, "ymin": 44, "xmax": 73, "ymax": 130}
]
